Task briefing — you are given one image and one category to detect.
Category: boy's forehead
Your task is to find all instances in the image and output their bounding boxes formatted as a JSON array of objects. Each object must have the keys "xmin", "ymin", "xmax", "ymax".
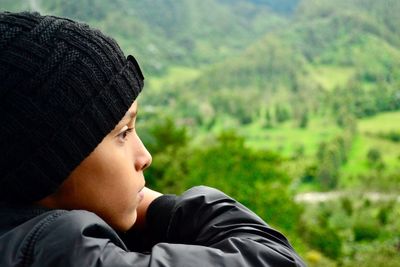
[
  {"xmin": 126, "ymin": 101, "xmax": 138, "ymax": 118},
  {"xmin": 111, "ymin": 101, "xmax": 138, "ymax": 132},
  {"xmin": 121, "ymin": 101, "xmax": 138, "ymax": 123}
]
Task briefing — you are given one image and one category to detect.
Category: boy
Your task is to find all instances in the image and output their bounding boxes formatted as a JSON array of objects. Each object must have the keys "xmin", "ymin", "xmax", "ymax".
[{"xmin": 0, "ymin": 11, "xmax": 305, "ymax": 266}]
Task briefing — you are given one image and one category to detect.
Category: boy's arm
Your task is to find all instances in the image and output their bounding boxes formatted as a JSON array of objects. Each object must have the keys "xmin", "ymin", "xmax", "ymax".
[
  {"xmin": 125, "ymin": 186, "xmax": 306, "ymax": 266},
  {"xmin": 37, "ymin": 186, "xmax": 306, "ymax": 267},
  {"xmin": 132, "ymin": 187, "xmax": 163, "ymax": 231}
]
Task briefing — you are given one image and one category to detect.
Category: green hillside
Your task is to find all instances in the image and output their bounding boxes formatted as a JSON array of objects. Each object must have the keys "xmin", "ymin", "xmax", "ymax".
[
  {"xmin": 36, "ymin": 0, "xmax": 287, "ymax": 75},
  {"xmin": 159, "ymin": 1, "xmax": 400, "ymax": 127}
]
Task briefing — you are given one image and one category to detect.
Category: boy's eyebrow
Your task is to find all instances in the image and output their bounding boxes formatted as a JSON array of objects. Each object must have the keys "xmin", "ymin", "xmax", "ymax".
[{"xmin": 112, "ymin": 110, "xmax": 137, "ymax": 134}]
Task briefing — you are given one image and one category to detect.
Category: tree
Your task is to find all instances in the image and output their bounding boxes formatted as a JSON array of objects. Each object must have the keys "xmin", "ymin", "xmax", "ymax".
[
  {"xmin": 275, "ymin": 104, "xmax": 291, "ymax": 123},
  {"xmin": 299, "ymin": 109, "xmax": 309, "ymax": 128},
  {"xmin": 264, "ymin": 109, "xmax": 273, "ymax": 128},
  {"xmin": 139, "ymin": 117, "xmax": 189, "ymax": 189},
  {"xmin": 366, "ymin": 147, "xmax": 385, "ymax": 171}
]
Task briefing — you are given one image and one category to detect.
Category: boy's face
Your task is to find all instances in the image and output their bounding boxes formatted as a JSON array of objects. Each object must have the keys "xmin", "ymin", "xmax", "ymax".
[{"xmin": 38, "ymin": 100, "xmax": 152, "ymax": 231}]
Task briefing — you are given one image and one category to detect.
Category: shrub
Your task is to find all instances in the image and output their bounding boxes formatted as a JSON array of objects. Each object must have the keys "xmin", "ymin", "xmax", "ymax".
[
  {"xmin": 353, "ymin": 219, "xmax": 380, "ymax": 241},
  {"xmin": 305, "ymin": 226, "xmax": 343, "ymax": 259},
  {"xmin": 366, "ymin": 147, "xmax": 382, "ymax": 166}
]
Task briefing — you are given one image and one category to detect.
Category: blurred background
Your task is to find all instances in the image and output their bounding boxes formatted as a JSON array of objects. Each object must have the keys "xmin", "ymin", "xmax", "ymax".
[{"xmin": 1, "ymin": 0, "xmax": 399, "ymax": 266}]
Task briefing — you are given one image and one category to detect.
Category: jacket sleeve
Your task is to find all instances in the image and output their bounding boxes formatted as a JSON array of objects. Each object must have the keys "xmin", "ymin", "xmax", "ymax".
[{"xmin": 33, "ymin": 186, "xmax": 305, "ymax": 267}]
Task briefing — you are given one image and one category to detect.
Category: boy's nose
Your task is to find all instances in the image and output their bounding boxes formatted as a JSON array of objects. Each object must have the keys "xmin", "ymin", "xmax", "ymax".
[
  {"xmin": 139, "ymin": 148, "xmax": 152, "ymax": 171},
  {"xmin": 134, "ymin": 138, "xmax": 152, "ymax": 171}
]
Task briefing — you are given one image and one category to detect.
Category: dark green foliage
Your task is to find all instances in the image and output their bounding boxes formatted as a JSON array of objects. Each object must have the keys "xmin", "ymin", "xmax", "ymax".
[
  {"xmin": 143, "ymin": 122, "xmax": 301, "ymax": 233},
  {"xmin": 315, "ymin": 142, "xmax": 340, "ymax": 189},
  {"xmin": 377, "ymin": 205, "xmax": 390, "ymax": 225},
  {"xmin": 312, "ymin": 127, "xmax": 355, "ymax": 189},
  {"xmin": 364, "ymin": 147, "xmax": 385, "ymax": 172},
  {"xmin": 361, "ymin": 172, "xmax": 400, "ymax": 192},
  {"xmin": 186, "ymin": 135, "xmax": 301, "ymax": 232},
  {"xmin": 342, "ymin": 240, "xmax": 400, "ymax": 267},
  {"xmin": 366, "ymin": 148, "xmax": 382, "ymax": 166},
  {"xmin": 341, "ymin": 197, "xmax": 353, "ymax": 216},
  {"xmin": 336, "ymin": 109, "xmax": 357, "ymax": 131},
  {"xmin": 301, "ymin": 195, "xmax": 400, "ymax": 264},
  {"xmin": 300, "ymin": 203, "xmax": 343, "ymax": 259},
  {"xmin": 275, "ymin": 104, "xmax": 291, "ymax": 123},
  {"xmin": 137, "ymin": 117, "xmax": 188, "ymax": 188},
  {"xmin": 264, "ymin": 109, "xmax": 273, "ymax": 128},
  {"xmin": 316, "ymin": 156, "xmax": 339, "ymax": 189},
  {"xmin": 299, "ymin": 110, "xmax": 309, "ymax": 128},
  {"xmin": 376, "ymin": 131, "xmax": 400, "ymax": 142},
  {"xmin": 301, "ymin": 164, "xmax": 317, "ymax": 183},
  {"xmin": 331, "ymin": 81, "xmax": 400, "ymax": 120},
  {"xmin": 353, "ymin": 219, "xmax": 380, "ymax": 241},
  {"xmin": 292, "ymin": 143, "xmax": 305, "ymax": 159},
  {"xmin": 145, "ymin": 117, "xmax": 188, "ymax": 155},
  {"xmin": 305, "ymin": 226, "xmax": 343, "ymax": 259}
]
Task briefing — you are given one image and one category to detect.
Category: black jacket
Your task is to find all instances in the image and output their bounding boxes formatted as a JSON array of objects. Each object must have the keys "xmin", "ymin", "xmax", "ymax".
[{"xmin": 0, "ymin": 186, "xmax": 305, "ymax": 266}]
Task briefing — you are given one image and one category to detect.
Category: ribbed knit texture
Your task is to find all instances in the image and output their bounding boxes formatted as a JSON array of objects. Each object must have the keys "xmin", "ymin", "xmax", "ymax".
[{"xmin": 0, "ymin": 12, "xmax": 144, "ymax": 203}]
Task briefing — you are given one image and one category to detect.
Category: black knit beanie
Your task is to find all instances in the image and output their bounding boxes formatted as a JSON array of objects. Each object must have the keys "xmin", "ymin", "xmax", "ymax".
[{"xmin": 0, "ymin": 12, "xmax": 145, "ymax": 203}]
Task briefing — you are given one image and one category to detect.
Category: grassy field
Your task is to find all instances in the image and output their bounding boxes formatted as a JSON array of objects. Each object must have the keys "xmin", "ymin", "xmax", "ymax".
[
  {"xmin": 241, "ymin": 116, "xmax": 341, "ymax": 158},
  {"xmin": 358, "ymin": 111, "xmax": 400, "ymax": 133},
  {"xmin": 341, "ymin": 111, "xmax": 400, "ymax": 188},
  {"xmin": 147, "ymin": 66, "xmax": 202, "ymax": 92},
  {"xmin": 310, "ymin": 65, "xmax": 355, "ymax": 91},
  {"xmin": 225, "ymin": 110, "xmax": 400, "ymax": 191}
]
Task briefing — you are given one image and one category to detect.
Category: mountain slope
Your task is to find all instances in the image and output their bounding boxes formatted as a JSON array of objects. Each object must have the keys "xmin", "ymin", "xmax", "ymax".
[
  {"xmin": 35, "ymin": 0, "xmax": 287, "ymax": 74},
  {"xmin": 158, "ymin": 0, "xmax": 400, "ymax": 124}
]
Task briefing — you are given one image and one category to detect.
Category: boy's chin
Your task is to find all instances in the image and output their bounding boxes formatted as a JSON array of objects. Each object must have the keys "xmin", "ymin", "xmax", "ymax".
[{"xmin": 110, "ymin": 212, "xmax": 137, "ymax": 232}]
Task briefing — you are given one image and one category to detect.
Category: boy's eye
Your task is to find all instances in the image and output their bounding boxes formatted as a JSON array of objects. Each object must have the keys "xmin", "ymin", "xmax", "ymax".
[{"xmin": 118, "ymin": 127, "xmax": 134, "ymax": 142}]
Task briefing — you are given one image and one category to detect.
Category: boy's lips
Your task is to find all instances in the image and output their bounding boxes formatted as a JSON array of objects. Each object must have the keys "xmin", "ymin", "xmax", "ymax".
[{"xmin": 137, "ymin": 187, "xmax": 145, "ymax": 201}]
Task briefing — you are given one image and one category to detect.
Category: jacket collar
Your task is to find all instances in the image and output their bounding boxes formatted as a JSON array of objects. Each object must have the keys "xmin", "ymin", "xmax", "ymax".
[{"xmin": 0, "ymin": 203, "xmax": 54, "ymax": 233}]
